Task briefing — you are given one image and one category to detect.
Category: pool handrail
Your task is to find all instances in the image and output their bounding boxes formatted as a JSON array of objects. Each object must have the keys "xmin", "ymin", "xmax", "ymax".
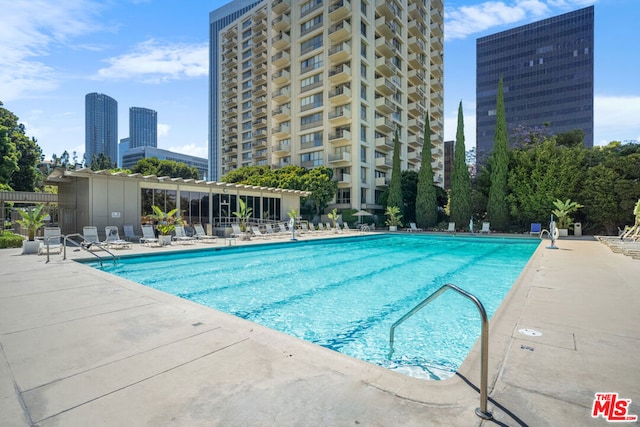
[
  {"xmin": 63, "ymin": 233, "xmax": 118, "ymax": 267},
  {"xmin": 388, "ymin": 283, "xmax": 492, "ymax": 420}
]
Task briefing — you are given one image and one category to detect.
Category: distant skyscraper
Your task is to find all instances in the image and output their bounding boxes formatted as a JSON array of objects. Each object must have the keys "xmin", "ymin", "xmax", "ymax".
[
  {"xmin": 476, "ymin": 6, "xmax": 594, "ymax": 165},
  {"xmin": 129, "ymin": 107, "xmax": 157, "ymax": 149},
  {"xmin": 118, "ymin": 137, "xmax": 130, "ymax": 168},
  {"xmin": 208, "ymin": 0, "xmax": 263, "ymax": 181},
  {"xmin": 85, "ymin": 93, "xmax": 118, "ymax": 165}
]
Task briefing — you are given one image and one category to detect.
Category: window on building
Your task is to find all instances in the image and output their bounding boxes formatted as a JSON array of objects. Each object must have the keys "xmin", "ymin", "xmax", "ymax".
[
  {"xmin": 301, "ymin": 34, "xmax": 323, "ymax": 54},
  {"xmin": 361, "ymin": 188, "xmax": 367, "ymax": 204},
  {"xmin": 300, "ymin": 150, "xmax": 323, "ymax": 167},
  {"xmin": 242, "ymin": 91, "xmax": 251, "ymax": 100},
  {"xmin": 242, "ymin": 19, "xmax": 251, "ymax": 29},
  {"xmin": 242, "ymin": 80, "xmax": 252, "ymax": 90},
  {"xmin": 361, "ymin": 104, "xmax": 367, "ymax": 120},
  {"xmin": 360, "ymin": 124, "xmax": 367, "ymax": 141},
  {"xmin": 300, "ymin": 112, "xmax": 323, "ymax": 128},
  {"xmin": 336, "ymin": 188, "xmax": 350, "ymax": 204},
  {"xmin": 242, "ymin": 70, "xmax": 251, "ymax": 79},
  {"xmin": 242, "ymin": 111, "xmax": 252, "ymax": 120},
  {"xmin": 242, "ymin": 134, "xmax": 252, "ymax": 143},
  {"xmin": 301, "ymin": 93, "xmax": 323, "ymax": 110},
  {"xmin": 361, "ymin": 62, "xmax": 367, "ymax": 78},
  {"xmin": 361, "ymin": 83, "xmax": 367, "ymax": 100},
  {"xmin": 361, "ymin": 21, "xmax": 367, "ymax": 37},
  {"xmin": 301, "ymin": 73, "xmax": 323, "ymax": 90},
  {"xmin": 361, "ymin": 167, "xmax": 367, "ymax": 183},
  {"xmin": 242, "ymin": 29, "xmax": 251, "ymax": 39},
  {"xmin": 242, "ymin": 50, "xmax": 252, "ymax": 60},
  {"xmin": 242, "ymin": 60, "xmax": 251, "ymax": 70},
  {"xmin": 242, "ymin": 101, "xmax": 251, "ymax": 110},
  {"xmin": 242, "ymin": 121, "xmax": 252, "ymax": 130},
  {"xmin": 242, "ymin": 40, "xmax": 252, "ymax": 50},
  {"xmin": 301, "ymin": 14, "xmax": 322, "ymax": 35},
  {"xmin": 301, "ymin": 53, "xmax": 323, "ymax": 73},
  {"xmin": 361, "ymin": 1, "xmax": 368, "ymax": 15},
  {"xmin": 300, "ymin": 131, "xmax": 323, "ymax": 149},
  {"xmin": 360, "ymin": 146, "xmax": 367, "ymax": 163},
  {"xmin": 300, "ymin": 0, "xmax": 322, "ymax": 16},
  {"xmin": 361, "ymin": 43, "xmax": 367, "ymax": 58}
]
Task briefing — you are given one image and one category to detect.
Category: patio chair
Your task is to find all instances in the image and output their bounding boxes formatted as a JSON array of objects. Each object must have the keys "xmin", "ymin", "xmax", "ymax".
[
  {"xmin": 140, "ymin": 224, "xmax": 160, "ymax": 247},
  {"xmin": 105, "ymin": 226, "xmax": 132, "ymax": 249},
  {"xmin": 251, "ymin": 226, "xmax": 268, "ymax": 239},
  {"xmin": 123, "ymin": 224, "xmax": 141, "ymax": 242},
  {"xmin": 193, "ymin": 224, "xmax": 218, "ymax": 243},
  {"xmin": 447, "ymin": 222, "xmax": 456, "ymax": 233},
  {"xmin": 173, "ymin": 225, "xmax": 195, "ymax": 244},
  {"xmin": 407, "ymin": 223, "xmax": 423, "ymax": 232},
  {"xmin": 39, "ymin": 226, "xmax": 62, "ymax": 254},
  {"xmin": 278, "ymin": 223, "xmax": 289, "ymax": 234},
  {"xmin": 265, "ymin": 223, "xmax": 283, "ymax": 238},
  {"xmin": 342, "ymin": 222, "xmax": 356, "ymax": 233},
  {"xmin": 480, "ymin": 222, "xmax": 491, "ymax": 234},
  {"xmin": 231, "ymin": 223, "xmax": 244, "ymax": 238},
  {"xmin": 82, "ymin": 226, "xmax": 106, "ymax": 250},
  {"xmin": 530, "ymin": 223, "xmax": 542, "ymax": 235}
]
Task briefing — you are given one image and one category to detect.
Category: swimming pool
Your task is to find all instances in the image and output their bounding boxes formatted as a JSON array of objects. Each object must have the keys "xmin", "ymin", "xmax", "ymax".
[{"xmin": 90, "ymin": 234, "xmax": 539, "ymax": 380}]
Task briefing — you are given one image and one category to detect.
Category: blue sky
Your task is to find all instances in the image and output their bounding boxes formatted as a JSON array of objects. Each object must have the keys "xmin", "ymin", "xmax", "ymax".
[{"xmin": 1, "ymin": 0, "xmax": 638, "ymax": 162}]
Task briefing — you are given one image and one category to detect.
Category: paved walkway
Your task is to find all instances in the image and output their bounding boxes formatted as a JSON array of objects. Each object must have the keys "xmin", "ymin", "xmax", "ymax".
[{"xmin": 1, "ymin": 235, "xmax": 639, "ymax": 426}]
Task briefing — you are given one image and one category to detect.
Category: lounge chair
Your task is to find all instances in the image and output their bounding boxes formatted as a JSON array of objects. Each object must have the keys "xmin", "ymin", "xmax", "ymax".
[
  {"xmin": 265, "ymin": 223, "xmax": 284, "ymax": 238},
  {"xmin": 407, "ymin": 222, "xmax": 423, "ymax": 232},
  {"xmin": 105, "ymin": 226, "xmax": 132, "ymax": 249},
  {"xmin": 193, "ymin": 224, "xmax": 218, "ymax": 243},
  {"xmin": 342, "ymin": 222, "xmax": 356, "ymax": 233},
  {"xmin": 251, "ymin": 226, "xmax": 268, "ymax": 239},
  {"xmin": 530, "ymin": 223, "xmax": 542, "ymax": 235},
  {"xmin": 480, "ymin": 222, "xmax": 491, "ymax": 234},
  {"xmin": 173, "ymin": 225, "xmax": 195, "ymax": 244},
  {"xmin": 231, "ymin": 223, "xmax": 244, "ymax": 238},
  {"xmin": 83, "ymin": 226, "xmax": 105, "ymax": 250},
  {"xmin": 140, "ymin": 224, "xmax": 160, "ymax": 247},
  {"xmin": 447, "ymin": 222, "xmax": 455, "ymax": 233},
  {"xmin": 123, "ymin": 224, "xmax": 141, "ymax": 242},
  {"xmin": 39, "ymin": 226, "xmax": 62, "ymax": 254},
  {"xmin": 326, "ymin": 222, "xmax": 339, "ymax": 233},
  {"xmin": 278, "ymin": 223, "xmax": 290, "ymax": 234}
]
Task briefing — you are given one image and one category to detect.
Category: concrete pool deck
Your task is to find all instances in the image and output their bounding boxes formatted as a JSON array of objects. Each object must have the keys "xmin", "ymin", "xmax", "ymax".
[{"xmin": 1, "ymin": 233, "xmax": 639, "ymax": 426}]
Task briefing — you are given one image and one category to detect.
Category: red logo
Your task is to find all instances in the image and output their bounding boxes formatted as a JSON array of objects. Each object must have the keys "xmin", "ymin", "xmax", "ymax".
[{"xmin": 592, "ymin": 393, "xmax": 638, "ymax": 422}]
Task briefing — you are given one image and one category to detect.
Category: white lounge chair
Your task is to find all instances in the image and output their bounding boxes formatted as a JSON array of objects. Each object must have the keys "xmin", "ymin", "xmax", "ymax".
[
  {"xmin": 140, "ymin": 224, "xmax": 160, "ymax": 247},
  {"xmin": 105, "ymin": 226, "xmax": 131, "ymax": 249},
  {"xmin": 407, "ymin": 222, "xmax": 423, "ymax": 232},
  {"xmin": 278, "ymin": 223, "xmax": 289, "ymax": 234},
  {"xmin": 83, "ymin": 226, "xmax": 106, "ymax": 250},
  {"xmin": 173, "ymin": 225, "xmax": 195, "ymax": 244},
  {"xmin": 193, "ymin": 224, "xmax": 218, "ymax": 243},
  {"xmin": 480, "ymin": 222, "xmax": 491, "ymax": 234},
  {"xmin": 265, "ymin": 223, "xmax": 284, "ymax": 238},
  {"xmin": 447, "ymin": 222, "xmax": 456, "ymax": 233},
  {"xmin": 39, "ymin": 226, "xmax": 62, "ymax": 254},
  {"xmin": 251, "ymin": 226, "xmax": 268, "ymax": 239},
  {"xmin": 123, "ymin": 224, "xmax": 141, "ymax": 242},
  {"xmin": 231, "ymin": 223, "xmax": 244, "ymax": 238}
]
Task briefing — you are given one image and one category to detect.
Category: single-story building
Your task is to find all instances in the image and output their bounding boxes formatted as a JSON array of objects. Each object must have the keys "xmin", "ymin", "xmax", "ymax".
[{"xmin": 45, "ymin": 168, "xmax": 310, "ymax": 238}]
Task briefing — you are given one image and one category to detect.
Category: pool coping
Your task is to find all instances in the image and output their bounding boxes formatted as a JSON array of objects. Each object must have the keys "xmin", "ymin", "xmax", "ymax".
[{"xmin": 1, "ymin": 233, "xmax": 639, "ymax": 425}]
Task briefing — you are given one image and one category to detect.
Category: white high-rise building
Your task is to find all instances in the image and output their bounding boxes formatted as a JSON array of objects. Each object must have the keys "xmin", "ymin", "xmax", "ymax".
[{"xmin": 211, "ymin": 0, "xmax": 444, "ymax": 210}]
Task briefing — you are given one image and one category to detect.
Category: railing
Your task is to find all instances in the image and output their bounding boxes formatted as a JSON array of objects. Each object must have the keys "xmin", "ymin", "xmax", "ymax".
[
  {"xmin": 43, "ymin": 233, "xmax": 62, "ymax": 264},
  {"xmin": 63, "ymin": 233, "xmax": 117, "ymax": 268},
  {"xmin": 388, "ymin": 284, "xmax": 493, "ymax": 420}
]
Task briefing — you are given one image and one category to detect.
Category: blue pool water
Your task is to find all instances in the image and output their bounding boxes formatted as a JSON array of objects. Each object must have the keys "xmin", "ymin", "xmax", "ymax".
[{"xmin": 89, "ymin": 234, "xmax": 538, "ymax": 380}]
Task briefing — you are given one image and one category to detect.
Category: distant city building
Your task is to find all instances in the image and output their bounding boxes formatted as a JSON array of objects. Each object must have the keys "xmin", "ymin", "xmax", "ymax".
[
  {"xmin": 121, "ymin": 146, "xmax": 208, "ymax": 180},
  {"xmin": 211, "ymin": 0, "xmax": 445, "ymax": 210},
  {"xmin": 208, "ymin": 0, "xmax": 263, "ymax": 181},
  {"xmin": 118, "ymin": 137, "xmax": 130, "ymax": 168},
  {"xmin": 129, "ymin": 107, "xmax": 158, "ymax": 149},
  {"xmin": 476, "ymin": 6, "xmax": 594, "ymax": 165},
  {"xmin": 85, "ymin": 93, "xmax": 118, "ymax": 164}
]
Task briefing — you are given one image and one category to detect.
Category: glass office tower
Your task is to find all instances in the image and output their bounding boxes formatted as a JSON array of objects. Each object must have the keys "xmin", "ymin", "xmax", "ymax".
[
  {"xmin": 129, "ymin": 107, "xmax": 158, "ymax": 149},
  {"xmin": 476, "ymin": 6, "xmax": 594, "ymax": 165},
  {"xmin": 85, "ymin": 92, "xmax": 118, "ymax": 165}
]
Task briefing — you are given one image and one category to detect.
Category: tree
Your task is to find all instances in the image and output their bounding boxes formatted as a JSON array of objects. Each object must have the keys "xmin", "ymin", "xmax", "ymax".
[
  {"xmin": 130, "ymin": 157, "xmax": 199, "ymax": 180},
  {"xmin": 11, "ymin": 135, "xmax": 43, "ymax": 192},
  {"xmin": 90, "ymin": 153, "xmax": 115, "ymax": 171},
  {"xmin": 487, "ymin": 78, "xmax": 510, "ymax": 230},
  {"xmin": 401, "ymin": 170, "xmax": 418, "ymax": 224},
  {"xmin": 300, "ymin": 167, "xmax": 337, "ymax": 216},
  {"xmin": 416, "ymin": 111, "xmax": 438, "ymax": 228},
  {"xmin": 387, "ymin": 128, "xmax": 403, "ymax": 214},
  {"xmin": 449, "ymin": 101, "xmax": 472, "ymax": 228},
  {"xmin": 0, "ymin": 126, "xmax": 18, "ymax": 187}
]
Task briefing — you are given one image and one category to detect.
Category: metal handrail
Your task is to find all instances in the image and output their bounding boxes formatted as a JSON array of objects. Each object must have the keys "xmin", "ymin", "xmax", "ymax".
[
  {"xmin": 63, "ymin": 233, "xmax": 117, "ymax": 267},
  {"xmin": 388, "ymin": 284, "xmax": 493, "ymax": 420},
  {"xmin": 44, "ymin": 234, "xmax": 63, "ymax": 264}
]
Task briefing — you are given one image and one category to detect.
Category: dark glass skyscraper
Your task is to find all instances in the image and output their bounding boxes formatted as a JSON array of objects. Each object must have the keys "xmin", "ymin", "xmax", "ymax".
[
  {"xmin": 476, "ymin": 6, "xmax": 594, "ymax": 164},
  {"xmin": 85, "ymin": 92, "xmax": 118, "ymax": 165},
  {"xmin": 129, "ymin": 107, "xmax": 157, "ymax": 149}
]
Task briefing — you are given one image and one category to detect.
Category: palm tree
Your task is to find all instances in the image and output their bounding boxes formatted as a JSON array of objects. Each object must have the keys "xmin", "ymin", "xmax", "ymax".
[{"xmin": 16, "ymin": 204, "xmax": 47, "ymax": 241}]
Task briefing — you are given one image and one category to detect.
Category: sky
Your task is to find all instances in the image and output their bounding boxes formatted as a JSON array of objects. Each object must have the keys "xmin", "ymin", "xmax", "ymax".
[{"xmin": 1, "ymin": 0, "xmax": 639, "ymax": 163}]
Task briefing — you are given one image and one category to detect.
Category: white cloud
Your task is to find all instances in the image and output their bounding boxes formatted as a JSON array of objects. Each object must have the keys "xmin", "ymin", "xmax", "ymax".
[
  {"xmin": 158, "ymin": 123, "xmax": 171, "ymax": 137},
  {"xmin": 445, "ymin": 0, "xmax": 596, "ymax": 40},
  {"xmin": 594, "ymin": 95, "xmax": 640, "ymax": 144},
  {"xmin": 95, "ymin": 39, "xmax": 208, "ymax": 83},
  {"xmin": 0, "ymin": 0, "xmax": 105, "ymax": 101},
  {"xmin": 167, "ymin": 143, "xmax": 208, "ymax": 159}
]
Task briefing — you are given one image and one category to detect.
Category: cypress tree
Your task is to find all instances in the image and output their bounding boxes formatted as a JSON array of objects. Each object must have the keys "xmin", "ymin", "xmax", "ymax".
[
  {"xmin": 387, "ymin": 128, "xmax": 403, "ymax": 215},
  {"xmin": 450, "ymin": 101, "xmax": 472, "ymax": 229},
  {"xmin": 416, "ymin": 111, "xmax": 438, "ymax": 228},
  {"xmin": 487, "ymin": 77, "xmax": 510, "ymax": 230}
]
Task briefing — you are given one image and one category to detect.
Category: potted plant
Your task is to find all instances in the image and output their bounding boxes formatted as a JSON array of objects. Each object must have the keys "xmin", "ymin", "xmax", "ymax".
[
  {"xmin": 232, "ymin": 198, "xmax": 253, "ymax": 240},
  {"xmin": 327, "ymin": 208, "xmax": 339, "ymax": 233},
  {"xmin": 16, "ymin": 204, "xmax": 47, "ymax": 254},
  {"xmin": 385, "ymin": 206, "xmax": 403, "ymax": 232},
  {"xmin": 552, "ymin": 199, "xmax": 583, "ymax": 237},
  {"xmin": 151, "ymin": 205, "xmax": 182, "ymax": 245}
]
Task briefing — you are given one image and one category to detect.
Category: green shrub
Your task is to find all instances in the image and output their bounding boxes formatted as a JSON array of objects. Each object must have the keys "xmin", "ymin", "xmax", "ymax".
[{"xmin": 0, "ymin": 231, "xmax": 25, "ymax": 249}]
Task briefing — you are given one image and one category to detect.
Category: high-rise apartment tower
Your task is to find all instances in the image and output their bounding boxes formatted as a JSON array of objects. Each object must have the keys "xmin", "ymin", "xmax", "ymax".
[
  {"xmin": 85, "ymin": 92, "xmax": 118, "ymax": 165},
  {"xmin": 209, "ymin": 0, "xmax": 263, "ymax": 181},
  {"xmin": 476, "ymin": 6, "xmax": 594, "ymax": 164},
  {"xmin": 212, "ymin": 0, "xmax": 445, "ymax": 210},
  {"xmin": 129, "ymin": 107, "xmax": 158, "ymax": 149}
]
